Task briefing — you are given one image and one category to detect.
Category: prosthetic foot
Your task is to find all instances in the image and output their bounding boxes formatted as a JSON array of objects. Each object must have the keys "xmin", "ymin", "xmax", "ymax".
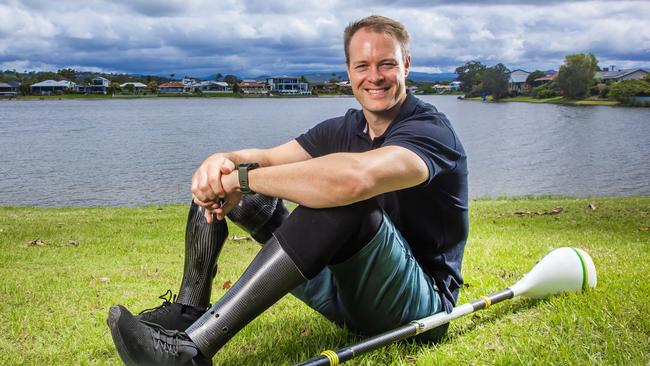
[{"xmin": 108, "ymin": 305, "xmax": 211, "ymax": 366}]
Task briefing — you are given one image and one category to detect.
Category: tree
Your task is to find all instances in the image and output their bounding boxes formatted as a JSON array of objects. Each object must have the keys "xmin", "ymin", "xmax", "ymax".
[
  {"xmin": 300, "ymin": 75, "xmax": 308, "ymax": 83},
  {"xmin": 481, "ymin": 63, "xmax": 510, "ymax": 100},
  {"xmin": 525, "ymin": 70, "xmax": 546, "ymax": 87},
  {"xmin": 557, "ymin": 53, "xmax": 599, "ymax": 99},
  {"xmin": 215, "ymin": 73, "xmax": 223, "ymax": 81},
  {"xmin": 454, "ymin": 61, "xmax": 486, "ymax": 96},
  {"xmin": 57, "ymin": 68, "xmax": 77, "ymax": 81},
  {"xmin": 147, "ymin": 81, "xmax": 158, "ymax": 94},
  {"xmin": 223, "ymin": 74, "xmax": 240, "ymax": 85},
  {"xmin": 169, "ymin": 73, "xmax": 176, "ymax": 80},
  {"xmin": 109, "ymin": 82, "xmax": 121, "ymax": 95}
]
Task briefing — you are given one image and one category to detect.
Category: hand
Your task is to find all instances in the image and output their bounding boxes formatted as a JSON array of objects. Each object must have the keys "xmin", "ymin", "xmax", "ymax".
[
  {"xmin": 212, "ymin": 171, "xmax": 243, "ymax": 221},
  {"xmin": 191, "ymin": 154, "xmax": 236, "ymax": 223}
]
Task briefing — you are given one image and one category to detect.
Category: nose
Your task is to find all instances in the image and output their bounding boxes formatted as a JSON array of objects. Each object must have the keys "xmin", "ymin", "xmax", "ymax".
[{"xmin": 367, "ymin": 66, "xmax": 384, "ymax": 83}]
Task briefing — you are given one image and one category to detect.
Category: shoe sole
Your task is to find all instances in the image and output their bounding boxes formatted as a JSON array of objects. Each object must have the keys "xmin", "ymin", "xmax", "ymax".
[{"xmin": 107, "ymin": 306, "xmax": 139, "ymax": 366}]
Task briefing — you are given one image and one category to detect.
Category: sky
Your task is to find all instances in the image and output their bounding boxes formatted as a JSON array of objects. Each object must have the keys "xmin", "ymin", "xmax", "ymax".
[{"xmin": 0, "ymin": 0, "xmax": 648, "ymax": 78}]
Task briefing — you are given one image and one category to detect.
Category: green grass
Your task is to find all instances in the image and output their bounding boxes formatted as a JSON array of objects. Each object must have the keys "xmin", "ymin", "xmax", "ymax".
[{"xmin": 1, "ymin": 197, "xmax": 648, "ymax": 365}]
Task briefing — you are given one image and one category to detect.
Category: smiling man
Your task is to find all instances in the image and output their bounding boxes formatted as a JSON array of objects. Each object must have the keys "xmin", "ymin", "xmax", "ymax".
[{"xmin": 107, "ymin": 15, "xmax": 469, "ymax": 365}]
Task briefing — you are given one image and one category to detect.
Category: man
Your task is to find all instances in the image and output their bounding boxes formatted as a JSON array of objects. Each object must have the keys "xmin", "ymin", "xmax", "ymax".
[{"xmin": 107, "ymin": 15, "xmax": 468, "ymax": 366}]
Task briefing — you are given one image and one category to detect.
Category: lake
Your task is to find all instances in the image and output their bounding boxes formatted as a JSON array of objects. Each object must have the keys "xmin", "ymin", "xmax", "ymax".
[{"xmin": 1, "ymin": 96, "xmax": 648, "ymax": 207}]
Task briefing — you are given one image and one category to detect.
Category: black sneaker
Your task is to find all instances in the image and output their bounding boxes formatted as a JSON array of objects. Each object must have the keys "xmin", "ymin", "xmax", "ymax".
[
  {"xmin": 137, "ymin": 290, "xmax": 206, "ymax": 331},
  {"xmin": 108, "ymin": 305, "xmax": 211, "ymax": 366}
]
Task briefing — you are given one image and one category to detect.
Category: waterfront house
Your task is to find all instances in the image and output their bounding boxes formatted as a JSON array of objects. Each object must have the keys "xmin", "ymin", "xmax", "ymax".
[
  {"xmin": 449, "ymin": 81, "xmax": 462, "ymax": 90},
  {"xmin": 508, "ymin": 69, "xmax": 531, "ymax": 94},
  {"xmin": 266, "ymin": 76, "xmax": 310, "ymax": 95},
  {"xmin": 533, "ymin": 72, "xmax": 557, "ymax": 85},
  {"xmin": 595, "ymin": 68, "xmax": 648, "ymax": 82},
  {"xmin": 0, "ymin": 81, "xmax": 20, "ymax": 96},
  {"xmin": 196, "ymin": 81, "xmax": 231, "ymax": 93},
  {"xmin": 91, "ymin": 76, "xmax": 110, "ymax": 94},
  {"xmin": 158, "ymin": 82, "xmax": 185, "ymax": 94},
  {"xmin": 120, "ymin": 82, "xmax": 148, "ymax": 93},
  {"xmin": 76, "ymin": 83, "xmax": 92, "ymax": 93},
  {"xmin": 30, "ymin": 79, "xmax": 77, "ymax": 95},
  {"xmin": 238, "ymin": 80, "xmax": 269, "ymax": 95}
]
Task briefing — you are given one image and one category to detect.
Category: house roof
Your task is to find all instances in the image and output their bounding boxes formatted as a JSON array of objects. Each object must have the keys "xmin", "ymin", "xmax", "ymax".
[
  {"xmin": 158, "ymin": 82, "xmax": 184, "ymax": 88},
  {"xmin": 198, "ymin": 81, "xmax": 229, "ymax": 87},
  {"xmin": 535, "ymin": 72, "xmax": 558, "ymax": 82},
  {"xmin": 0, "ymin": 82, "xmax": 20, "ymax": 87},
  {"xmin": 595, "ymin": 69, "xmax": 648, "ymax": 80},
  {"xmin": 120, "ymin": 82, "xmax": 148, "ymax": 88},
  {"xmin": 239, "ymin": 81, "xmax": 264, "ymax": 87},
  {"xmin": 509, "ymin": 69, "xmax": 531, "ymax": 83},
  {"xmin": 31, "ymin": 79, "xmax": 76, "ymax": 87}
]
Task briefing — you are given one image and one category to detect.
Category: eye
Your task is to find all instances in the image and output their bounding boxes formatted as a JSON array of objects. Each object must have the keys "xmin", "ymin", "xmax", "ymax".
[{"xmin": 354, "ymin": 64, "xmax": 368, "ymax": 71}]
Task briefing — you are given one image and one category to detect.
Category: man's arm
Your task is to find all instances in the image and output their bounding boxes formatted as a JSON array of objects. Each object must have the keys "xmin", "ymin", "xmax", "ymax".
[
  {"xmin": 221, "ymin": 144, "xmax": 429, "ymax": 208},
  {"xmin": 191, "ymin": 140, "xmax": 311, "ymax": 221}
]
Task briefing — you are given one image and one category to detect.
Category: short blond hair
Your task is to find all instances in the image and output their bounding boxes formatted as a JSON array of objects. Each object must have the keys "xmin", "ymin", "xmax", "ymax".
[{"xmin": 344, "ymin": 15, "xmax": 410, "ymax": 65}]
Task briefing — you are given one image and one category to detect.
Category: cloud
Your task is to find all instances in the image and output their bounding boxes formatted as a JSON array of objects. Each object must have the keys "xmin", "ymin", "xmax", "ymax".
[{"xmin": 0, "ymin": 0, "xmax": 647, "ymax": 77}]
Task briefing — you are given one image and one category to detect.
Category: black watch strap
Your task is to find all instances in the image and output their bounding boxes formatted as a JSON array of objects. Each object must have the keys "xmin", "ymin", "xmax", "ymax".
[{"xmin": 238, "ymin": 163, "xmax": 259, "ymax": 194}]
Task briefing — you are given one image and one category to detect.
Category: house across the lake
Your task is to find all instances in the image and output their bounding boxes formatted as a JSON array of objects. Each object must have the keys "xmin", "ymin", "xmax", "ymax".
[
  {"xmin": 91, "ymin": 76, "xmax": 110, "ymax": 94},
  {"xmin": 266, "ymin": 76, "xmax": 310, "ymax": 95},
  {"xmin": 30, "ymin": 80, "xmax": 77, "ymax": 95},
  {"xmin": 158, "ymin": 82, "xmax": 185, "ymax": 94},
  {"xmin": 595, "ymin": 68, "xmax": 648, "ymax": 82},
  {"xmin": 508, "ymin": 69, "xmax": 531, "ymax": 94},
  {"xmin": 0, "ymin": 81, "xmax": 20, "ymax": 96}
]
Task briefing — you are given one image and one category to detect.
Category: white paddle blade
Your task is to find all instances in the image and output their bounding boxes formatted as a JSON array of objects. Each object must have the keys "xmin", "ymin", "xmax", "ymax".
[{"xmin": 509, "ymin": 247, "xmax": 597, "ymax": 299}]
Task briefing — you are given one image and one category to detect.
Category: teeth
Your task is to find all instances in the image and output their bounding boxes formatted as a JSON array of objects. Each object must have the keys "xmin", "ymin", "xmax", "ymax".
[{"xmin": 367, "ymin": 89, "xmax": 386, "ymax": 94}]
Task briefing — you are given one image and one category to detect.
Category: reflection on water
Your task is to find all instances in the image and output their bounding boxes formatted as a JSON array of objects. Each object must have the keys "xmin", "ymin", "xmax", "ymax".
[{"xmin": 0, "ymin": 96, "xmax": 648, "ymax": 207}]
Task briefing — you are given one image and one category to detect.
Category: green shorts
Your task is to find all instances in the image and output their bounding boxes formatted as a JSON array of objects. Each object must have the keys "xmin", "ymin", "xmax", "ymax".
[{"xmin": 291, "ymin": 213, "xmax": 446, "ymax": 341}]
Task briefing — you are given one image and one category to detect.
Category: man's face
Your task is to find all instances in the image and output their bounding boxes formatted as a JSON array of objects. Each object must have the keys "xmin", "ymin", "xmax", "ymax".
[{"xmin": 346, "ymin": 28, "xmax": 410, "ymax": 118}]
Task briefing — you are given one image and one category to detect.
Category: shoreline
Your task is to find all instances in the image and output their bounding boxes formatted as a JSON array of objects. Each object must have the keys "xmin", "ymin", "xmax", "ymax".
[
  {"xmin": 1, "ymin": 194, "xmax": 647, "ymax": 210},
  {"xmin": 463, "ymin": 95, "xmax": 624, "ymax": 107}
]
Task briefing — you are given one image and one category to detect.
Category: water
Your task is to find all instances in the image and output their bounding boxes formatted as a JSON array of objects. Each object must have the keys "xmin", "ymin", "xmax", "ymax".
[{"xmin": 1, "ymin": 96, "xmax": 648, "ymax": 207}]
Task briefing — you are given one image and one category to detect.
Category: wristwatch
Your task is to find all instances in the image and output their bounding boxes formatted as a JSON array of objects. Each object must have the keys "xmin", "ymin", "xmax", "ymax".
[{"xmin": 237, "ymin": 163, "xmax": 259, "ymax": 194}]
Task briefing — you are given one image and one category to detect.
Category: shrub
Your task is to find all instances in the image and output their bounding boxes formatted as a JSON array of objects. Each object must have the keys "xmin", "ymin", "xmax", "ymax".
[{"xmin": 608, "ymin": 79, "xmax": 650, "ymax": 101}]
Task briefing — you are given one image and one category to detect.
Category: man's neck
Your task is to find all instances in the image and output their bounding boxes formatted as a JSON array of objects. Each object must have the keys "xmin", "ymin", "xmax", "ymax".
[{"xmin": 363, "ymin": 94, "xmax": 407, "ymax": 139}]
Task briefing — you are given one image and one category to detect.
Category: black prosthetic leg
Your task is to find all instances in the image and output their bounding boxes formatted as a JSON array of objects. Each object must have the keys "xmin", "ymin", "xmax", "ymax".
[
  {"xmin": 136, "ymin": 196, "xmax": 289, "ymax": 331},
  {"xmin": 186, "ymin": 237, "xmax": 306, "ymax": 358},
  {"xmin": 176, "ymin": 201, "xmax": 229, "ymax": 308}
]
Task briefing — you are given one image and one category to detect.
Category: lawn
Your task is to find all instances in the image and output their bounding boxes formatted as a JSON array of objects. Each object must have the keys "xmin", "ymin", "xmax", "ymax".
[{"xmin": 0, "ymin": 197, "xmax": 648, "ymax": 365}]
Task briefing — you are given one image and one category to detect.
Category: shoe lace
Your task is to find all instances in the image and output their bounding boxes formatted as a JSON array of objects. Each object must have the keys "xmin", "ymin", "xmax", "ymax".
[
  {"xmin": 149, "ymin": 322, "xmax": 191, "ymax": 356},
  {"xmin": 138, "ymin": 289, "xmax": 177, "ymax": 315}
]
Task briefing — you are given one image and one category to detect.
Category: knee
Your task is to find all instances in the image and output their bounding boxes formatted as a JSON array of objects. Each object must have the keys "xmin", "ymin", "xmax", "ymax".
[
  {"xmin": 284, "ymin": 199, "xmax": 383, "ymax": 241},
  {"xmin": 227, "ymin": 194, "xmax": 289, "ymax": 243}
]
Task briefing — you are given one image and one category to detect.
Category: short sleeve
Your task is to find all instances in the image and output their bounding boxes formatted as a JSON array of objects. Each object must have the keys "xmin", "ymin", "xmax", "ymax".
[{"xmin": 383, "ymin": 112, "xmax": 464, "ymax": 186}]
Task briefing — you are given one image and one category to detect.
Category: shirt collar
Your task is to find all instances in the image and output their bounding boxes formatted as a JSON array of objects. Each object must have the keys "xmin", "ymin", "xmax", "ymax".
[{"xmin": 356, "ymin": 91, "xmax": 418, "ymax": 138}]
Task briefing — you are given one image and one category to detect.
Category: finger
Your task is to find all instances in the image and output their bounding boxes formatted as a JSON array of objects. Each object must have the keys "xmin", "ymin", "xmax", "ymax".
[
  {"xmin": 204, "ymin": 208, "xmax": 213, "ymax": 224},
  {"xmin": 220, "ymin": 159, "xmax": 236, "ymax": 174}
]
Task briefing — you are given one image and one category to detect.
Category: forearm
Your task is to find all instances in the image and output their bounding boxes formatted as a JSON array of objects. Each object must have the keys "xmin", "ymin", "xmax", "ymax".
[{"xmin": 245, "ymin": 153, "xmax": 376, "ymax": 208}]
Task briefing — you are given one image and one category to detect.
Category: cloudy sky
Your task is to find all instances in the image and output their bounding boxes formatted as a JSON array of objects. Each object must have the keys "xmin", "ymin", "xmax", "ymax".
[{"xmin": 1, "ymin": 0, "xmax": 648, "ymax": 78}]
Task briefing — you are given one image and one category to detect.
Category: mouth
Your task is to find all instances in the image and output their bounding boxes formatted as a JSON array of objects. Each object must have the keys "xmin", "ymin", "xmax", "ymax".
[{"xmin": 365, "ymin": 87, "xmax": 389, "ymax": 96}]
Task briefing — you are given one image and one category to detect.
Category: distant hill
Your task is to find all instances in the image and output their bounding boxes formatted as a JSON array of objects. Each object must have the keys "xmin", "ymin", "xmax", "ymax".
[{"xmin": 204, "ymin": 71, "xmax": 457, "ymax": 84}]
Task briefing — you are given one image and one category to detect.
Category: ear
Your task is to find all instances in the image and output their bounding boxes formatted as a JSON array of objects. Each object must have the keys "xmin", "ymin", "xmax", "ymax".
[
  {"xmin": 403, "ymin": 55, "xmax": 411, "ymax": 77},
  {"xmin": 345, "ymin": 62, "xmax": 351, "ymax": 81}
]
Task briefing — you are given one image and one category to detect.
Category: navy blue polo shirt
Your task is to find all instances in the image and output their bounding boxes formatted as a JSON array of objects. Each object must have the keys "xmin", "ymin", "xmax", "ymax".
[{"xmin": 295, "ymin": 93, "xmax": 469, "ymax": 312}]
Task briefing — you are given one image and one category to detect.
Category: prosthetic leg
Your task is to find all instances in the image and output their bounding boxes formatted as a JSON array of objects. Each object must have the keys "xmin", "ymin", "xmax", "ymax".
[
  {"xmin": 108, "ymin": 236, "xmax": 305, "ymax": 366},
  {"xmin": 136, "ymin": 196, "xmax": 289, "ymax": 331}
]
